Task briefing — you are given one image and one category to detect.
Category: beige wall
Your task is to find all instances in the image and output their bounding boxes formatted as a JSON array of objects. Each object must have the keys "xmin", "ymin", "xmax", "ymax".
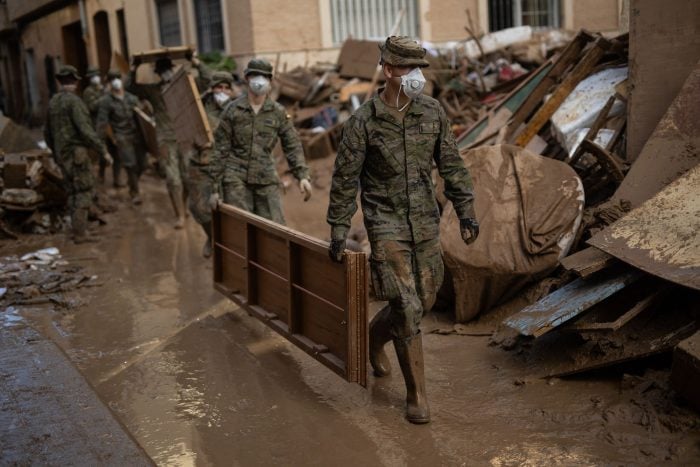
[
  {"xmin": 250, "ymin": 0, "xmax": 323, "ymax": 53},
  {"xmin": 568, "ymin": 0, "xmax": 620, "ymax": 32},
  {"xmin": 423, "ymin": 0, "xmax": 481, "ymax": 42}
]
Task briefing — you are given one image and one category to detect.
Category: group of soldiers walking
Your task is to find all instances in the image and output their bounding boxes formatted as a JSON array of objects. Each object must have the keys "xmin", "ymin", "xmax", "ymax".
[{"xmin": 44, "ymin": 36, "xmax": 479, "ymax": 424}]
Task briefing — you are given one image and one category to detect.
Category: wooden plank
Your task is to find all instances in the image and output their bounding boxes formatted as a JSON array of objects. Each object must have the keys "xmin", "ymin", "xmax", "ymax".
[
  {"xmin": 570, "ymin": 287, "xmax": 669, "ymax": 332},
  {"xmin": 161, "ymin": 68, "xmax": 213, "ymax": 153},
  {"xmin": 131, "ymin": 46, "xmax": 194, "ymax": 64},
  {"xmin": 503, "ymin": 268, "xmax": 643, "ymax": 337},
  {"xmin": 212, "ymin": 204, "xmax": 368, "ymax": 387},
  {"xmin": 560, "ymin": 246, "xmax": 618, "ymax": 278},
  {"xmin": 513, "ymin": 37, "xmax": 611, "ymax": 148},
  {"xmin": 133, "ymin": 107, "xmax": 158, "ymax": 157},
  {"xmin": 569, "ymin": 95, "xmax": 616, "ymax": 166}
]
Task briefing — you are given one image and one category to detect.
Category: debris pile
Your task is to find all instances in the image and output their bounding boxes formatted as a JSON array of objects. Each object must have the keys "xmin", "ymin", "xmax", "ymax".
[{"xmin": 0, "ymin": 247, "xmax": 101, "ymax": 312}]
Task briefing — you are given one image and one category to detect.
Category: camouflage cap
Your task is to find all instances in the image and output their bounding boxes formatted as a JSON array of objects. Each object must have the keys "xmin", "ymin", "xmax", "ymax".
[
  {"xmin": 211, "ymin": 71, "xmax": 234, "ymax": 87},
  {"xmin": 244, "ymin": 58, "xmax": 273, "ymax": 78},
  {"xmin": 106, "ymin": 69, "xmax": 122, "ymax": 80},
  {"xmin": 85, "ymin": 66, "xmax": 100, "ymax": 77},
  {"xmin": 379, "ymin": 36, "xmax": 429, "ymax": 68},
  {"xmin": 56, "ymin": 65, "xmax": 81, "ymax": 80}
]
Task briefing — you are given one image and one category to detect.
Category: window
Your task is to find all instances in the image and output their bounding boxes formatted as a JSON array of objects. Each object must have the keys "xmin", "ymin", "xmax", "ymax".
[
  {"xmin": 489, "ymin": 0, "xmax": 560, "ymax": 32},
  {"xmin": 117, "ymin": 9, "xmax": 130, "ymax": 59},
  {"xmin": 194, "ymin": 0, "xmax": 224, "ymax": 53},
  {"xmin": 330, "ymin": 0, "xmax": 419, "ymax": 45},
  {"xmin": 156, "ymin": 0, "xmax": 181, "ymax": 47}
]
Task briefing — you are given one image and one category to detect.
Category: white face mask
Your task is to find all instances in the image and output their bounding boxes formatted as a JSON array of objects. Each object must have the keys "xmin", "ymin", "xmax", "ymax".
[
  {"xmin": 400, "ymin": 68, "xmax": 426, "ymax": 99},
  {"xmin": 248, "ymin": 76, "xmax": 271, "ymax": 96},
  {"xmin": 111, "ymin": 78, "xmax": 123, "ymax": 91},
  {"xmin": 159, "ymin": 69, "xmax": 174, "ymax": 83},
  {"xmin": 214, "ymin": 91, "xmax": 230, "ymax": 106},
  {"xmin": 90, "ymin": 75, "xmax": 101, "ymax": 85}
]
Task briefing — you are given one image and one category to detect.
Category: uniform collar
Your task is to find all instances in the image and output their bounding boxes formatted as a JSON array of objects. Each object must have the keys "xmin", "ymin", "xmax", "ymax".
[
  {"xmin": 372, "ymin": 92, "xmax": 426, "ymax": 125},
  {"xmin": 237, "ymin": 94, "xmax": 275, "ymax": 112}
]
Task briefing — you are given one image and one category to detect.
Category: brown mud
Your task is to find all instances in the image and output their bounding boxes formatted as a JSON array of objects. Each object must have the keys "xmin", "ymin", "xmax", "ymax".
[{"xmin": 2, "ymin": 175, "xmax": 699, "ymax": 466}]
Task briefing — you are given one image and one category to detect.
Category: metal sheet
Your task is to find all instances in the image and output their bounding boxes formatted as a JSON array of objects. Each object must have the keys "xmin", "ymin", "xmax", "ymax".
[
  {"xmin": 503, "ymin": 268, "xmax": 642, "ymax": 337},
  {"xmin": 212, "ymin": 203, "xmax": 368, "ymax": 387},
  {"xmin": 589, "ymin": 163, "xmax": 700, "ymax": 290}
]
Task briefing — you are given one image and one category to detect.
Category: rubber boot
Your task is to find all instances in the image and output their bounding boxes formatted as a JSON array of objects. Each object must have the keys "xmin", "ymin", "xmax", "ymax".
[
  {"xmin": 201, "ymin": 221, "xmax": 212, "ymax": 258},
  {"xmin": 127, "ymin": 169, "xmax": 141, "ymax": 205},
  {"xmin": 369, "ymin": 306, "xmax": 393, "ymax": 377},
  {"xmin": 393, "ymin": 333, "xmax": 430, "ymax": 424},
  {"xmin": 169, "ymin": 185, "xmax": 186, "ymax": 229},
  {"xmin": 72, "ymin": 208, "xmax": 98, "ymax": 244}
]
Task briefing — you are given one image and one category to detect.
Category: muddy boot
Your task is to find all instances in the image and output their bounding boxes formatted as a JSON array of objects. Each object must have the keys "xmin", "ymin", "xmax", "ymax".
[
  {"xmin": 72, "ymin": 208, "xmax": 99, "ymax": 244},
  {"xmin": 169, "ymin": 186, "xmax": 186, "ymax": 229},
  {"xmin": 393, "ymin": 333, "xmax": 430, "ymax": 424},
  {"xmin": 201, "ymin": 221, "xmax": 212, "ymax": 258},
  {"xmin": 370, "ymin": 306, "xmax": 393, "ymax": 377},
  {"xmin": 88, "ymin": 205, "xmax": 108, "ymax": 225}
]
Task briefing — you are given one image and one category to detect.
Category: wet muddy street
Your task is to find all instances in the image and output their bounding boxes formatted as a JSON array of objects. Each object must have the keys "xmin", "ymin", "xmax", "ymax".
[{"xmin": 4, "ymin": 177, "xmax": 700, "ymax": 466}]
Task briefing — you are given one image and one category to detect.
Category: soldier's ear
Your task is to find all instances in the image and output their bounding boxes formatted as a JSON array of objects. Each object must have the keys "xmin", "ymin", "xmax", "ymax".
[{"xmin": 382, "ymin": 63, "xmax": 394, "ymax": 79}]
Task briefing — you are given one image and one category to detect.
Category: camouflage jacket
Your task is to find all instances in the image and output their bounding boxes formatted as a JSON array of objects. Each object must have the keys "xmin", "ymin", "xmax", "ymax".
[
  {"xmin": 209, "ymin": 95, "xmax": 309, "ymax": 185},
  {"xmin": 126, "ymin": 62, "xmax": 213, "ymax": 143},
  {"xmin": 82, "ymin": 83, "xmax": 104, "ymax": 122},
  {"xmin": 327, "ymin": 94, "xmax": 475, "ymax": 243},
  {"xmin": 44, "ymin": 90, "xmax": 107, "ymax": 162},
  {"xmin": 190, "ymin": 93, "xmax": 226, "ymax": 165},
  {"xmin": 96, "ymin": 91, "xmax": 140, "ymax": 139}
]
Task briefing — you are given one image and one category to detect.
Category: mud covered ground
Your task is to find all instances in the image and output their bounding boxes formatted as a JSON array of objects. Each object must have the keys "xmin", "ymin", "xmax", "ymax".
[{"xmin": 2, "ymin": 172, "xmax": 699, "ymax": 466}]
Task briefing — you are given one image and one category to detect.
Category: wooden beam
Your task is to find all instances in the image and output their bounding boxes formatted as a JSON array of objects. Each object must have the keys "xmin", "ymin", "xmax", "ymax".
[{"xmin": 560, "ymin": 246, "xmax": 618, "ymax": 278}]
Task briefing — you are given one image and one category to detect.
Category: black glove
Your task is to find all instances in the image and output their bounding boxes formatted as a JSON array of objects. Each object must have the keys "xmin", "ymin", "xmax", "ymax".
[
  {"xmin": 459, "ymin": 218, "xmax": 479, "ymax": 245},
  {"xmin": 132, "ymin": 56, "xmax": 142, "ymax": 67},
  {"xmin": 328, "ymin": 239, "xmax": 346, "ymax": 263}
]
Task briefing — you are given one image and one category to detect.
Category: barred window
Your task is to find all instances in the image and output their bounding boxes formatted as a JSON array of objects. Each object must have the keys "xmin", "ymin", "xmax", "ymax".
[
  {"xmin": 194, "ymin": 0, "xmax": 224, "ymax": 53},
  {"xmin": 156, "ymin": 0, "xmax": 181, "ymax": 47},
  {"xmin": 330, "ymin": 0, "xmax": 420, "ymax": 45},
  {"xmin": 489, "ymin": 0, "xmax": 561, "ymax": 32}
]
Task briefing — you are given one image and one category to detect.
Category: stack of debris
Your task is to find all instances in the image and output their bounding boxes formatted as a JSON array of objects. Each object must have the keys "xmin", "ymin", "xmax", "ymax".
[{"xmin": 0, "ymin": 247, "xmax": 101, "ymax": 314}]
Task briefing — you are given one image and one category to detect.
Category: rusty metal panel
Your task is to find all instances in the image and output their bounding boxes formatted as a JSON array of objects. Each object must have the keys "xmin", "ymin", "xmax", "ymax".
[
  {"xmin": 589, "ymin": 163, "xmax": 700, "ymax": 291},
  {"xmin": 212, "ymin": 204, "xmax": 368, "ymax": 387},
  {"xmin": 503, "ymin": 268, "xmax": 643, "ymax": 337},
  {"xmin": 161, "ymin": 68, "xmax": 213, "ymax": 154}
]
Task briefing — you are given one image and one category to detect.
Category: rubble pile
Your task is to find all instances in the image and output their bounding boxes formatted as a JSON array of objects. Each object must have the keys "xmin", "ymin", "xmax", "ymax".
[{"xmin": 0, "ymin": 247, "xmax": 101, "ymax": 311}]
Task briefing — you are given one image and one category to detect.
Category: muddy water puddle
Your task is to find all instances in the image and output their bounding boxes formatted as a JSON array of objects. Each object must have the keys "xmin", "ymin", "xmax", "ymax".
[{"xmin": 3, "ymin": 178, "xmax": 699, "ymax": 466}]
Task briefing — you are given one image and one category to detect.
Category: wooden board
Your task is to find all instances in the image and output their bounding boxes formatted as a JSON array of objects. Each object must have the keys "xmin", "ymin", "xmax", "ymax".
[
  {"xmin": 627, "ymin": 0, "xmax": 700, "ymax": 161},
  {"xmin": 212, "ymin": 203, "xmax": 368, "ymax": 387},
  {"xmin": 503, "ymin": 268, "xmax": 643, "ymax": 337},
  {"xmin": 131, "ymin": 46, "xmax": 194, "ymax": 64},
  {"xmin": 161, "ymin": 68, "xmax": 213, "ymax": 153},
  {"xmin": 133, "ymin": 107, "xmax": 158, "ymax": 157},
  {"xmin": 560, "ymin": 246, "xmax": 618, "ymax": 278},
  {"xmin": 337, "ymin": 39, "xmax": 382, "ymax": 80}
]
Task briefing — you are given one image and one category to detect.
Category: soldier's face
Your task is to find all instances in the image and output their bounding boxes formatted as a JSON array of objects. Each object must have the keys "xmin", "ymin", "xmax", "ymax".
[
  {"xmin": 213, "ymin": 83, "xmax": 232, "ymax": 96},
  {"xmin": 383, "ymin": 64, "xmax": 413, "ymax": 79}
]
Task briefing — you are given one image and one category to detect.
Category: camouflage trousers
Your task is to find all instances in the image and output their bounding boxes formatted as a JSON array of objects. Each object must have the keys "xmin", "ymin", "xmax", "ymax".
[
  {"xmin": 187, "ymin": 163, "xmax": 213, "ymax": 226},
  {"xmin": 370, "ymin": 237, "xmax": 444, "ymax": 339},
  {"xmin": 160, "ymin": 139, "xmax": 189, "ymax": 191},
  {"xmin": 59, "ymin": 146, "xmax": 95, "ymax": 211},
  {"xmin": 222, "ymin": 180, "xmax": 285, "ymax": 225}
]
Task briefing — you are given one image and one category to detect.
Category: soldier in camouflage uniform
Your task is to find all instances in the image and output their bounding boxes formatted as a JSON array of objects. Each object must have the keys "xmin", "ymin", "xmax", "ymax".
[
  {"xmin": 188, "ymin": 71, "xmax": 235, "ymax": 258},
  {"xmin": 127, "ymin": 52, "xmax": 212, "ymax": 229},
  {"xmin": 83, "ymin": 67, "xmax": 120, "ymax": 187},
  {"xmin": 96, "ymin": 70, "xmax": 144, "ymax": 205},
  {"xmin": 327, "ymin": 37, "xmax": 479, "ymax": 424},
  {"xmin": 44, "ymin": 65, "xmax": 113, "ymax": 243},
  {"xmin": 208, "ymin": 59, "xmax": 312, "ymax": 224}
]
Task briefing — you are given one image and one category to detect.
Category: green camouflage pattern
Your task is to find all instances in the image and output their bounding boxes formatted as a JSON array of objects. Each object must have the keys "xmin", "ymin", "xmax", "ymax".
[
  {"xmin": 44, "ymin": 90, "xmax": 107, "ymax": 160},
  {"xmin": 327, "ymin": 94, "xmax": 475, "ymax": 243},
  {"xmin": 370, "ymin": 238, "xmax": 443, "ymax": 338},
  {"xmin": 222, "ymin": 182, "xmax": 285, "ymax": 224},
  {"xmin": 125, "ymin": 76, "xmax": 175, "ymax": 141},
  {"xmin": 209, "ymin": 95, "xmax": 309, "ymax": 186},
  {"xmin": 82, "ymin": 83, "xmax": 104, "ymax": 122},
  {"xmin": 96, "ymin": 92, "xmax": 141, "ymax": 167}
]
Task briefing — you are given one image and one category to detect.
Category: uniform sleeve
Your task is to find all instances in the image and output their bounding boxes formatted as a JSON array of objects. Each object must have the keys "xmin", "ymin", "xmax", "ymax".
[
  {"xmin": 434, "ymin": 104, "xmax": 476, "ymax": 220},
  {"xmin": 72, "ymin": 99, "xmax": 107, "ymax": 154},
  {"xmin": 85, "ymin": 89, "xmax": 101, "ymax": 116},
  {"xmin": 278, "ymin": 109, "xmax": 310, "ymax": 181},
  {"xmin": 326, "ymin": 115, "xmax": 366, "ymax": 241},
  {"xmin": 95, "ymin": 96, "xmax": 109, "ymax": 139},
  {"xmin": 44, "ymin": 110, "xmax": 54, "ymax": 153},
  {"xmin": 194, "ymin": 61, "xmax": 213, "ymax": 91},
  {"xmin": 209, "ymin": 108, "xmax": 233, "ymax": 184}
]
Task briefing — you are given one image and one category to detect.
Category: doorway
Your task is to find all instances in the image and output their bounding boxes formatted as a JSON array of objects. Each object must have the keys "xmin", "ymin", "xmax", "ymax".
[{"xmin": 93, "ymin": 11, "xmax": 112, "ymax": 75}]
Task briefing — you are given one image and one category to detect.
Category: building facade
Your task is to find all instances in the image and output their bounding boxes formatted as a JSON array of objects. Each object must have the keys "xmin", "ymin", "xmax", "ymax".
[{"xmin": 0, "ymin": 0, "xmax": 625, "ymax": 124}]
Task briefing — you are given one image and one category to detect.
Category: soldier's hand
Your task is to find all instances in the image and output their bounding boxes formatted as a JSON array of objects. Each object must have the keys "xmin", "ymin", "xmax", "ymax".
[
  {"xmin": 299, "ymin": 178, "xmax": 312, "ymax": 202},
  {"xmin": 459, "ymin": 218, "xmax": 479, "ymax": 245},
  {"xmin": 191, "ymin": 51, "xmax": 200, "ymax": 67},
  {"xmin": 208, "ymin": 193, "xmax": 220, "ymax": 210},
  {"xmin": 328, "ymin": 239, "xmax": 346, "ymax": 263},
  {"xmin": 103, "ymin": 152, "xmax": 114, "ymax": 167},
  {"xmin": 132, "ymin": 56, "xmax": 142, "ymax": 68}
]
